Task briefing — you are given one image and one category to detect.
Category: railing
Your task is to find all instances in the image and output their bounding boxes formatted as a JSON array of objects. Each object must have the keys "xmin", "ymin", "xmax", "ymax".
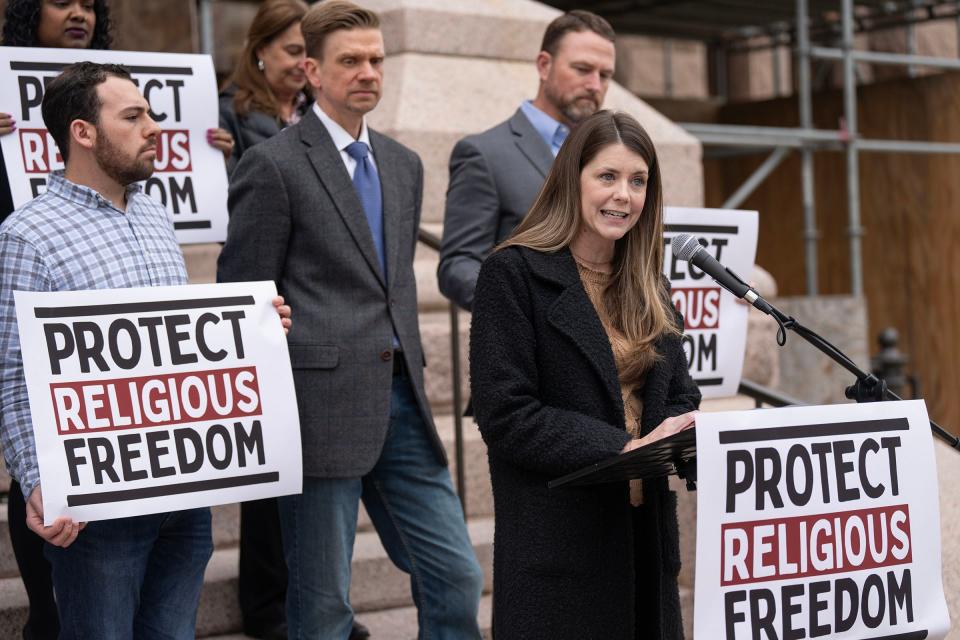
[
  {"xmin": 418, "ymin": 228, "xmax": 467, "ymax": 511},
  {"xmin": 417, "ymin": 227, "xmax": 806, "ymax": 508}
]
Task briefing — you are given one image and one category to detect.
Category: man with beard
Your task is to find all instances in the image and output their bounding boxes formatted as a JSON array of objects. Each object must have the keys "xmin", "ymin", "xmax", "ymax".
[
  {"xmin": 0, "ymin": 62, "xmax": 289, "ymax": 639},
  {"xmin": 438, "ymin": 10, "xmax": 616, "ymax": 311}
]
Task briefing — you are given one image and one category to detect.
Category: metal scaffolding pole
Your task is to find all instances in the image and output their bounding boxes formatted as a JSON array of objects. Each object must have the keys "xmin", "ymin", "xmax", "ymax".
[
  {"xmin": 842, "ymin": 0, "xmax": 865, "ymax": 296},
  {"xmin": 797, "ymin": 0, "xmax": 818, "ymax": 295},
  {"xmin": 722, "ymin": 147, "xmax": 792, "ymax": 210}
]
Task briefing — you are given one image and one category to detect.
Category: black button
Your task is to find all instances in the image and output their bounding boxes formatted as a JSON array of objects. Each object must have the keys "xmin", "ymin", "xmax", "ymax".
[{"xmin": 380, "ymin": 349, "xmax": 392, "ymax": 361}]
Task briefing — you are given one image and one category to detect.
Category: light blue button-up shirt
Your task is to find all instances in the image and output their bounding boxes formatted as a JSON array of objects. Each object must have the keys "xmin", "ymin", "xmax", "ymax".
[{"xmin": 520, "ymin": 100, "xmax": 570, "ymax": 157}]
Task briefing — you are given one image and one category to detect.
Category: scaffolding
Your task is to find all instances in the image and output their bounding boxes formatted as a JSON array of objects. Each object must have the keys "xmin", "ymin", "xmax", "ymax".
[{"xmin": 547, "ymin": 0, "xmax": 960, "ymax": 296}]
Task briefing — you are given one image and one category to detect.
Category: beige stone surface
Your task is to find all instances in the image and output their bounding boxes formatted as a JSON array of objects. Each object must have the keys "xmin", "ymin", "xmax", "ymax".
[
  {"xmin": 363, "ymin": 0, "xmax": 558, "ymax": 61},
  {"xmin": 616, "ymin": 34, "xmax": 708, "ymax": 100},
  {"xmin": 773, "ymin": 295, "xmax": 869, "ymax": 405}
]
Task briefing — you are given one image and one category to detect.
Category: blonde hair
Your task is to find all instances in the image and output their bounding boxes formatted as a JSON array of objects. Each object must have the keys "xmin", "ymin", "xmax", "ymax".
[{"xmin": 501, "ymin": 110, "xmax": 678, "ymax": 382}]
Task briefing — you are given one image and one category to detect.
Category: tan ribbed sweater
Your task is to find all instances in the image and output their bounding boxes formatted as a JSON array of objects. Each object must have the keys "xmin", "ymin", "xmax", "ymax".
[{"xmin": 575, "ymin": 259, "xmax": 646, "ymax": 504}]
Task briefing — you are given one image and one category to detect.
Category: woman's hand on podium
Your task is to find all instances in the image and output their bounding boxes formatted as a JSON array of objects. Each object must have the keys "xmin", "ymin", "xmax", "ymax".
[{"xmin": 620, "ymin": 411, "xmax": 697, "ymax": 454}]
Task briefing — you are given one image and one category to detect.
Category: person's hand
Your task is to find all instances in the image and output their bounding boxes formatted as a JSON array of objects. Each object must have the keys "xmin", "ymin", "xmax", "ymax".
[
  {"xmin": 26, "ymin": 485, "xmax": 85, "ymax": 548},
  {"xmin": 207, "ymin": 127, "xmax": 234, "ymax": 162},
  {"xmin": 0, "ymin": 112, "xmax": 15, "ymax": 136},
  {"xmin": 621, "ymin": 411, "xmax": 697, "ymax": 454},
  {"xmin": 273, "ymin": 295, "xmax": 292, "ymax": 335}
]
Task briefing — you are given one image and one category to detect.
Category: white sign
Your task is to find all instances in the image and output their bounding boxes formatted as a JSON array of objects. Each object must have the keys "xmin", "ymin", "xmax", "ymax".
[
  {"xmin": 14, "ymin": 282, "xmax": 302, "ymax": 524},
  {"xmin": 663, "ymin": 207, "xmax": 759, "ymax": 398},
  {"xmin": 694, "ymin": 401, "xmax": 951, "ymax": 639},
  {"xmin": 0, "ymin": 47, "xmax": 227, "ymax": 243}
]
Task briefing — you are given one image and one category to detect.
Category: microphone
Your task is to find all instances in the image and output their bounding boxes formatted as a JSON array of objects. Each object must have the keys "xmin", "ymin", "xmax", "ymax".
[{"xmin": 670, "ymin": 233, "xmax": 773, "ymax": 315}]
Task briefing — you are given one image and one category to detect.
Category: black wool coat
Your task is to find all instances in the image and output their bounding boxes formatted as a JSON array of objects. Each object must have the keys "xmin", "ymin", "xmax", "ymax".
[{"xmin": 470, "ymin": 245, "xmax": 701, "ymax": 640}]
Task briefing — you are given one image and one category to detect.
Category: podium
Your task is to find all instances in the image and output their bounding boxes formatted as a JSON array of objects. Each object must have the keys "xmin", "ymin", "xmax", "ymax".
[{"xmin": 548, "ymin": 428, "xmax": 698, "ymax": 490}]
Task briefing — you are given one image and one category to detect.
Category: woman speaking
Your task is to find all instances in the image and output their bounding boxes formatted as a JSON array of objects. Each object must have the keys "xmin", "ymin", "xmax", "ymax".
[{"xmin": 470, "ymin": 110, "xmax": 701, "ymax": 640}]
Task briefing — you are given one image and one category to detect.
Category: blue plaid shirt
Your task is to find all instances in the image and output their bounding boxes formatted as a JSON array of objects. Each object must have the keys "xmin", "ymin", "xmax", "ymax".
[{"xmin": 0, "ymin": 172, "xmax": 187, "ymax": 497}]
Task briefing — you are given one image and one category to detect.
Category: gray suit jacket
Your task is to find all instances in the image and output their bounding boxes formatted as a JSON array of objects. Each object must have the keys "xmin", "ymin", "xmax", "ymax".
[
  {"xmin": 217, "ymin": 109, "xmax": 443, "ymax": 477},
  {"xmin": 437, "ymin": 108, "xmax": 554, "ymax": 311}
]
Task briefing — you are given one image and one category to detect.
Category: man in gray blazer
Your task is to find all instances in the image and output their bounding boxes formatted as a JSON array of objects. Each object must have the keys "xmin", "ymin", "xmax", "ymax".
[
  {"xmin": 438, "ymin": 11, "xmax": 617, "ymax": 310},
  {"xmin": 217, "ymin": 2, "xmax": 483, "ymax": 638}
]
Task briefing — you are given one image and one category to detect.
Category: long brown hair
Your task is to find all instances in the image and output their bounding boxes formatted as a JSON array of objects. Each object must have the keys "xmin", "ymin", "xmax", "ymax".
[
  {"xmin": 501, "ymin": 110, "xmax": 677, "ymax": 382},
  {"xmin": 227, "ymin": 0, "xmax": 307, "ymax": 118}
]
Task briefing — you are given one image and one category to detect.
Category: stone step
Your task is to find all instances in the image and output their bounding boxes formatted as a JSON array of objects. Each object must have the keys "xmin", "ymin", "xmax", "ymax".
[
  {"xmin": 0, "ymin": 516, "xmax": 494, "ymax": 639},
  {"xmin": 195, "ymin": 516, "xmax": 494, "ymax": 637},
  {"xmin": 205, "ymin": 594, "xmax": 494, "ymax": 640}
]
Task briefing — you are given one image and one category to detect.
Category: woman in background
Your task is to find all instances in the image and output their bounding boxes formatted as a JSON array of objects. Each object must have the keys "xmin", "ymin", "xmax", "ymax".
[
  {"xmin": 218, "ymin": 0, "xmax": 311, "ymax": 175},
  {"xmin": 470, "ymin": 110, "xmax": 700, "ymax": 640}
]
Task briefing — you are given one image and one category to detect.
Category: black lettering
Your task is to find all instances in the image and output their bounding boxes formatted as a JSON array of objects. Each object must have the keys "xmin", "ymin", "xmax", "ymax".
[
  {"xmin": 811, "ymin": 442, "xmax": 832, "ymax": 502},
  {"xmin": 44, "ymin": 323, "xmax": 74, "ymax": 375},
  {"xmin": 175, "ymin": 428, "xmax": 204, "ymax": 473},
  {"xmin": 146, "ymin": 431, "xmax": 176, "ymax": 478},
  {"xmin": 72, "ymin": 321, "xmax": 109, "ymax": 373},
  {"xmin": 195, "ymin": 313, "xmax": 226, "ymax": 361},
  {"xmin": 834, "ymin": 578, "xmax": 859, "ymax": 632},
  {"xmin": 861, "ymin": 573, "xmax": 886, "ymax": 628},
  {"xmin": 169, "ymin": 175, "xmax": 196, "ymax": 214},
  {"xmin": 698, "ymin": 333, "xmax": 717, "ymax": 371},
  {"xmin": 117, "ymin": 433, "xmax": 147, "ymax": 481},
  {"xmin": 164, "ymin": 314, "xmax": 198, "ymax": 365},
  {"xmin": 87, "ymin": 437, "xmax": 120, "ymax": 484},
  {"xmin": 724, "ymin": 590, "xmax": 746, "ymax": 640},
  {"xmin": 235, "ymin": 420, "xmax": 264, "ymax": 466},
  {"xmin": 749, "ymin": 589, "xmax": 778, "ymax": 640},
  {"xmin": 858, "ymin": 438, "xmax": 884, "ymax": 499},
  {"xmin": 832, "ymin": 440, "xmax": 860, "ymax": 502},
  {"xmin": 107, "ymin": 319, "xmax": 142, "ymax": 370},
  {"xmin": 144, "ymin": 176, "xmax": 167, "ymax": 206},
  {"xmin": 221, "ymin": 310, "xmax": 246, "ymax": 358},
  {"xmin": 712, "ymin": 237, "xmax": 729, "ymax": 262},
  {"xmin": 167, "ymin": 79, "xmax": 184, "ymax": 121},
  {"xmin": 18, "ymin": 75, "xmax": 43, "ymax": 120},
  {"xmin": 808, "ymin": 579, "xmax": 831, "ymax": 637},
  {"xmin": 755, "ymin": 447, "xmax": 784, "ymax": 510},
  {"xmin": 63, "ymin": 438, "xmax": 87, "ymax": 486},
  {"xmin": 206, "ymin": 423, "xmax": 233, "ymax": 470},
  {"xmin": 726, "ymin": 449, "xmax": 754, "ymax": 513},
  {"xmin": 887, "ymin": 568, "xmax": 914, "ymax": 624},
  {"xmin": 786, "ymin": 444, "xmax": 813, "ymax": 506},
  {"xmin": 137, "ymin": 316, "xmax": 165, "ymax": 366},
  {"xmin": 780, "ymin": 583, "xmax": 804, "ymax": 640},
  {"xmin": 29, "ymin": 177, "xmax": 46, "ymax": 198},
  {"xmin": 143, "ymin": 78, "xmax": 166, "ymax": 121},
  {"xmin": 881, "ymin": 437, "xmax": 902, "ymax": 496}
]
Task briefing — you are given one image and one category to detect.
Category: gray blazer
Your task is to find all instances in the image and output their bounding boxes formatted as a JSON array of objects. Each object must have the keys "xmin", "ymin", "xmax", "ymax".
[
  {"xmin": 437, "ymin": 108, "xmax": 554, "ymax": 311},
  {"xmin": 217, "ymin": 109, "xmax": 442, "ymax": 477}
]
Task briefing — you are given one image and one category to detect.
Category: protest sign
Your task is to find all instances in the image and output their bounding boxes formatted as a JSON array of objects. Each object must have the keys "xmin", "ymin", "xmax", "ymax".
[
  {"xmin": 14, "ymin": 282, "xmax": 301, "ymax": 524},
  {"xmin": 694, "ymin": 400, "xmax": 951, "ymax": 639},
  {"xmin": 0, "ymin": 47, "xmax": 227, "ymax": 243},
  {"xmin": 663, "ymin": 207, "xmax": 759, "ymax": 398}
]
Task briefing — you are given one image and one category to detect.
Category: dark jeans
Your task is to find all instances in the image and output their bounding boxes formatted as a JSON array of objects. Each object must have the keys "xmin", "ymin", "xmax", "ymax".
[
  {"xmin": 45, "ymin": 508, "xmax": 213, "ymax": 640},
  {"xmin": 8, "ymin": 479, "xmax": 59, "ymax": 640},
  {"xmin": 279, "ymin": 372, "xmax": 484, "ymax": 639}
]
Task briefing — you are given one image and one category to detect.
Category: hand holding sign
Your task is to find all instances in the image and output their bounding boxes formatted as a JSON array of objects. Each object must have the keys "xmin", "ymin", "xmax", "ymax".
[
  {"xmin": 26, "ymin": 485, "xmax": 85, "ymax": 548},
  {"xmin": 621, "ymin": 411, "xmax": 697, "ymax": 454},
  {"xmin": 0, "ymin": 112, "xmax": 14, "ymax": 136}
]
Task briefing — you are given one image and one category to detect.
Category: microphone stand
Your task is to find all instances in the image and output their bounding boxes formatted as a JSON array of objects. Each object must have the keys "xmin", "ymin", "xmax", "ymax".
[{"xmin": 761, "ymin": 300, "xmax": 960, "ymax": 451}]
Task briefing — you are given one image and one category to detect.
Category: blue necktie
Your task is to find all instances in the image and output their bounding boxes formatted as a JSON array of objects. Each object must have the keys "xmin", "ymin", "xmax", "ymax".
[
  {"xmin": 345, "ymin": 141, "xmax": 386, "ymax": 279},
  {"xmin": 551, "ymin": 124, "xmax": 570, "ymax": 157}
]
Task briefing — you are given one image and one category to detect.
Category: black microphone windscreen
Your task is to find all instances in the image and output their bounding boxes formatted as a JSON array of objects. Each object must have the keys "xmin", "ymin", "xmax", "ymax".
[{"xmin": 671, "ymin": 233, "xmax": 702, "ymax": 262}]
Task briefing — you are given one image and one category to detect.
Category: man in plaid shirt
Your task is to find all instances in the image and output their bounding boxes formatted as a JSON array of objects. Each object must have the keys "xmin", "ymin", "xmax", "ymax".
[{"xmin": 0, "ymin": 62, "xmax": 289, "ymax": 638}]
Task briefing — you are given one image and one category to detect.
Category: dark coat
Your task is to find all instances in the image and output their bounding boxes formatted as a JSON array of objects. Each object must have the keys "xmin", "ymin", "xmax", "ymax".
[
  {"xmin": 469, "ymin": 245, "xmax": 701, "ymax": 640},
  {"xmin": 218, "ymin": 84, "xmax": 311, "ymax": 174}
]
